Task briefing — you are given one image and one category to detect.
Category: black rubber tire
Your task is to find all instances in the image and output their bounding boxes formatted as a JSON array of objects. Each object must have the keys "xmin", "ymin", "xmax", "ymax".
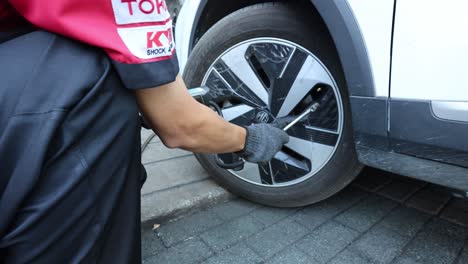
[{"xmin": 183, "ymin": 2, "xmax": 363, "ymax": 207}]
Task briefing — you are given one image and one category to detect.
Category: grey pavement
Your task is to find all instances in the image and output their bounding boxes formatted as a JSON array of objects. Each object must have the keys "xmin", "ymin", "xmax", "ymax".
[
  {"xmin": 140, "ymin": 129, "xmax": 233, "ymax": 224},
  {"xmin": 140, "ymin": 150, "xmax": 468, "ymax": 264}
]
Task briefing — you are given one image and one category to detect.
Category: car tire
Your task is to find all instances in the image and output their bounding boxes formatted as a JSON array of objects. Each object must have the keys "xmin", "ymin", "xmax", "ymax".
[{"xmin": 183, "ymin": 2, "xmax": 363, "ymax": 207}]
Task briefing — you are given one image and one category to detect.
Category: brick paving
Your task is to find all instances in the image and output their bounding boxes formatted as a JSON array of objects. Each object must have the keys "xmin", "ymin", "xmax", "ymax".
[{"xmin": 142, "ymin": 168, "xmax": 468, "ymax": 264}]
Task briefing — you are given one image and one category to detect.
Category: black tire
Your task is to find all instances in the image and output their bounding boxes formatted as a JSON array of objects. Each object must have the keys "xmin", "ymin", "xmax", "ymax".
[{"xmin": 183, "ymin": 2, "xmax": 363, "ymax": 207}]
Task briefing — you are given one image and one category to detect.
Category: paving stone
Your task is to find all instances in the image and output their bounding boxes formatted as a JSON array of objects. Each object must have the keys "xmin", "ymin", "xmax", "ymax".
[
  {"xmin": 405, "ymin": 185, "xmax": 451, "ymax": 215},
  {"xmin": 293, "ymin": 205, "xmax": 338, "ymax": 232},
  {"xmin": 249, "ymin": 206, "xmax": 299, "ymax": 227},
  {"xmin": 328, "ymin": 249, "xmax": 372, "ymax": 264},
  {"xmin": 210, "ymin": 199, "xmax": 259, "ymax": 221},
  {"xmin": 200, "ymin": 214, "xmax": 264, "ymax": 252},
  {"xmin": 142, "ymin": 155, "xmax": 209, "ymax": 195},
  {"xmin": 392, "ymin": 257, "xmax": 423, "ymax": 264},
  {"xmin": 325, "ymin": 186, "xmax": 370, "ymax": 211},
  {"xmin": 440, "ymin": 198, "xmax": 468, "ymax": 227},
  {"xmin": 245, "ymin": 218, "xmax": 308, "ymax": 258},
  {"xmin": 352, "ymin": 224, "xmax": 411, "ymax": 263},
  {"xmin": 294, "ymin": 187, "xmax": 368, "ymax": 231},
  {"xmin": 400, "ymin": 219, "xmax": 468, "ymax": 264},
  {"xmin": 145, "ymin": 238, "xmax": 213, "ymax": 264},
  {"xmin": 157, "ymin": 210, "xmax": 224, "ymax": 247},
  {"xmin": 142, "ymin": 141, "xmax": 191, "ymax": 164},
  {"xmin": 380, "ymin": 206, "xmax": 430, "ymax": 238},
  {"xmin": 335, "ymin": 195, "xmax": 398, "ymax": 232},
  {"xmin": 141, "ymin": 179, "xmax": 232, "ymax": 223},
  {"xmin": 352, "ymin": 168, "xmax": 393, "ymax": 192},
  {"xmin": 378, "ymin": 179, "xmax": 423, "ymax": 202},
  {"xmin": 397, "ymin": 176, "xmax": 428, "ymax": 187},
  {"xmin": 295, "ymin": 221, "xmax": 359, "ymax": 263},
  {"xmin": 180, "ymin": 210, "xmax": 225, "ymax": 235},
  {"xmin": 424, "ymin": 218, "xmax": 468, "ymax": 242},
  {"xmin": 142, "ymin": 229, "xmax": 166, "ymax": 259},
  {"xmin": 156, "ymin": 220, "xmax": 189, "ymax": 248},
  {"xmin": 265, "ymin": 246, "xmax": 317, "ymax": 264},
  {"xmin": 202, "ymin": 243, "xmax": 262, "ymax": 264},
  {"xmin": 454, "ymin": 243, "xmax": 468, "ymax": 264}
]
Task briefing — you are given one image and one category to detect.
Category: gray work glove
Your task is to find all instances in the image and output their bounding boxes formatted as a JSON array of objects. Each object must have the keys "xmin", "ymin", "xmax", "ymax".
[{"xmin": 238, "ymin": 123, "xmax": 290, "ymax": 163}]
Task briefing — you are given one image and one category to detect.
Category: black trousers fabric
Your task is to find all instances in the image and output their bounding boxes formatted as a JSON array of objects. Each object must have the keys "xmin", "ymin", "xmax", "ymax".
[{"xmin": 0, "ymin": 31, "xmax": 145, "ymax": 263}]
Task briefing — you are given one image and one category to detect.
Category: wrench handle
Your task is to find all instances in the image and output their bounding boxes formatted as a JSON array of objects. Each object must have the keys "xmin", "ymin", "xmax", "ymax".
[{"xmin": 283, "ymin": 102, "xmax": 319, "ymax": 131}]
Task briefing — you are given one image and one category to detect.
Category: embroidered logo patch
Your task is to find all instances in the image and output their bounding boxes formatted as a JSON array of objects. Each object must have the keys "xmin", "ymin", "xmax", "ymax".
[
  {"xmin": 111, "ymin": 0, "xmax": 170, "ymax": 25},
  {"xmin": 117, "ymin": 22, "xmax": 175, "ymax": 59}
]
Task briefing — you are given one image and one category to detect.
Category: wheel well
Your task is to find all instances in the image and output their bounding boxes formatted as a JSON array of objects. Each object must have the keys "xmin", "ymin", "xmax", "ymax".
[{"xmin": 192, "ymin": 0, "xmax": 323, "ymax": 49}]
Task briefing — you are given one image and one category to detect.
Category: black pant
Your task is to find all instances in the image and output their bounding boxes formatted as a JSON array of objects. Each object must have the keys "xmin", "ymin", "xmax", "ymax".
[{"xmin": 0, "ymin": 31, "xmax": 145, "ymax": 263}]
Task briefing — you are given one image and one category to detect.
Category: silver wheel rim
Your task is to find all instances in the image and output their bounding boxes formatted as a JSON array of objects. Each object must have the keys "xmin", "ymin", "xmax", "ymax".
[{"xmin": 201, "ymin": 38, "xmax": 344, "ymax": 187}]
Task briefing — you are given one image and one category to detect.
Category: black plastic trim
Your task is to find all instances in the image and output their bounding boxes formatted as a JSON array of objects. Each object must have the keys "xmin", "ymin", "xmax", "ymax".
[
  {"xmin": 357, "ymin": 145, "xmax": 468, "ymax": 191},
  {"xmin": 310, "ymin": 0, "xmax": 375, "ymax": 97},
  {"xmin": 390, "ymin": 100, "xmax": 468, "ymax": 168},
  {"xmin": 350, "ymin": 96, "xmax": 389, "ymax": 150}
]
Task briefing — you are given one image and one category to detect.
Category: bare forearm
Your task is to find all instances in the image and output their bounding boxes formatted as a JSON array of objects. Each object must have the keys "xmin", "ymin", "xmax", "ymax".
[
  {"xmin": 135, "ymin": 76, "xmax": 246, "ymax": 153},
  {"xmin": 175, "ymin": 103, "xmax": 246, "ymax": 153}
]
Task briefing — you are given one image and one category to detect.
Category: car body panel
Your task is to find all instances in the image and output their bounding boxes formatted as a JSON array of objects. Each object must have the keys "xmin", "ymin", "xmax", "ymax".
[
  {"xmin": 391, "ymin": 0, "xmax": 468, "ymax": 102},
  {"xmin": 346, "ymin": 0, "xmax": 394, "ymax": 98},
  {"xmin": 175, "ymin": 0, "xmax": 204, "ymax": 71}
]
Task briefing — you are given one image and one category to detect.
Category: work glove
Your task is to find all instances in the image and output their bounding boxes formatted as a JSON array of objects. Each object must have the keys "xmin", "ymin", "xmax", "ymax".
[{"xmin": 238, "ymin": 123, "xmax": 290, "ymax": 163}]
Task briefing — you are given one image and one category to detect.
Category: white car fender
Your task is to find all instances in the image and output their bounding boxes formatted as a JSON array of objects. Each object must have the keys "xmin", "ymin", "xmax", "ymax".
[{"xmin": 175, "ymin": 0, "xmax": 203, "ymax": 72}]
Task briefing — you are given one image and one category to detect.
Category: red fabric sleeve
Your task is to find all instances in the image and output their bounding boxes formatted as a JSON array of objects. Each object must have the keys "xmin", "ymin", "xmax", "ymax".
[{"xmin": 8, "ymin": 0, "xmax": 179, "ymax": 89}]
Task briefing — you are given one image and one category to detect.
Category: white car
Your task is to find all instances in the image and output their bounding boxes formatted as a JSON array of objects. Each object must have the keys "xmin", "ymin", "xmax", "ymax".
[{"xmin": 175, "ymin": 0, "xmax": 468, "ymax": 207}]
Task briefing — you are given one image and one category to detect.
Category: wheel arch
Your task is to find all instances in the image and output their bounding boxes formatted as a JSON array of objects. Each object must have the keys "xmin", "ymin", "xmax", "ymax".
[{"xmin": 182, "ymin": 0, "xmax": 376, "ymax": 97}]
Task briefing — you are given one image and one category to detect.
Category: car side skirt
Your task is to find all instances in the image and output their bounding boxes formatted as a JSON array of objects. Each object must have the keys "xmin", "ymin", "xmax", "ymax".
[
  {"xmin": 357, "ymin": 145, "xmax": 468, "ymax": 192},
  {"xmin": 390, "ymin": 100, "xmax": 468, "ymax": 168},
  {"xmin": 353, "ymin": 96, "xmax": 468, "ymax": 189}
]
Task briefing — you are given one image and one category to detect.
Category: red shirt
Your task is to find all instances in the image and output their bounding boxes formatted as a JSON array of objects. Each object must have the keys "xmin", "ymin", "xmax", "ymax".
[{"xmin": 0, "ymin": 0, "xmax": 179, "ymax": 89}]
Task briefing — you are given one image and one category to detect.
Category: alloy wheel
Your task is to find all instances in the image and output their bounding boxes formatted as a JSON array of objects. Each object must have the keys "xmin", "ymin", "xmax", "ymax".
[{"xmin": 201, "ymin": 38, "xmax": 344, "ymax": 187}]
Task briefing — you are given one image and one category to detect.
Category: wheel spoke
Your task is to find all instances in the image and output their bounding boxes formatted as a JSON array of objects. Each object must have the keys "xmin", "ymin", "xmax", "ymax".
[
  {"xmin": 246, "ymin": 43, "xmax": 295, "ymax": 80},
  {"xmin": 221, "ymin": 104, "xmax": 255, "ymax": 122},
  {"xmin": 286, "ymin": 135, "xmax": 335, "ymax": 174},
  {"xmin": 270, "ymin": 50, "xmax": 308, "ymax": 116},
  {"xmin": 270, "ymin": 151, "xmax": 311, "ymax": 183},
  {"xmin": 284, "ymin": 137, "xmax": 313, "ymax": 161},
  {"xmin": 233, "ymin": 162, "xmax": 264, "ymax": 183},
  {"xmin": 204, "ymin": 68, "xmax": 255, "ymax": 105},
  {"xmin": 303, "ymin": 88, "xmax": 340, "ymax": 131},
  {"xmin": 219, "ymin": 43, "xmax": 269, "ymax": 106},
  {"xmin": 273, "ymin": 54, "xmax": 335, "ymax": 118},
  {"xmin": 258, "ymin": 162, "xmax": 274, "ymax": 185},
  {"xmin": 288, "ymin": 124, "xmax": 339, "ymax": 147}
]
